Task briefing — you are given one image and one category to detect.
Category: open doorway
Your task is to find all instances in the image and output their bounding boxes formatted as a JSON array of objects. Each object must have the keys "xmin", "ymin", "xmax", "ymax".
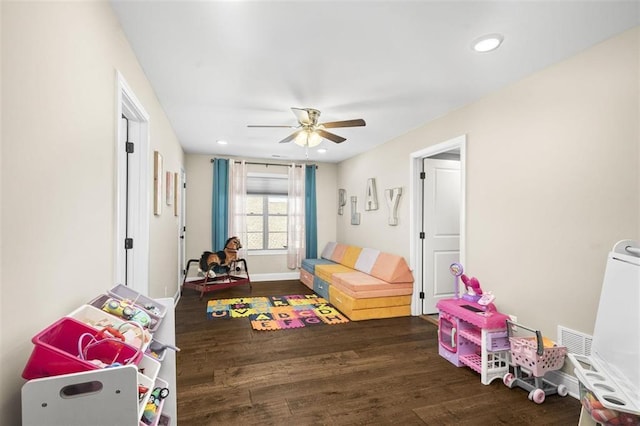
[
  {"xmin": 410, "ymin": 135, "xmax": 466, "ymax": 315},
  {"xmin": 116, "ymin": 71, "xmax": 150, "ymax": 296}
]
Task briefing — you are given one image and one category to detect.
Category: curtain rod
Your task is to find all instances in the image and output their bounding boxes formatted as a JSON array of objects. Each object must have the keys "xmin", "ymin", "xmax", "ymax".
[{"xmin": 210, "ymin": 159, "xmax": 317, "ymax": 168}]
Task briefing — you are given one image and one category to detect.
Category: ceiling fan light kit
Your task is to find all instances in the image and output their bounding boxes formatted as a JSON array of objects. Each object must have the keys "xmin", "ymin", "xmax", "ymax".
[
  {"xmin": 248, "ymin": 107, "xmax": 366, "ymax": 148},
  {"xmin": 295, "ymin": 129, "xmax": 323, "ymax": 147}
]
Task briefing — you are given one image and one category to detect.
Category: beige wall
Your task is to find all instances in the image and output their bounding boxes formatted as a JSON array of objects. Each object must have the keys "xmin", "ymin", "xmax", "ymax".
[
  {"xmin": 185, "ymin": 154, "xmax": 337, "ymax": 278},
  {"xmin": 0, "ymin": 2, "xmax": 183, "ymax": 424},
  {"xmin": 337, "ymin": 27, "xmax": 639, "ymax": 340}
]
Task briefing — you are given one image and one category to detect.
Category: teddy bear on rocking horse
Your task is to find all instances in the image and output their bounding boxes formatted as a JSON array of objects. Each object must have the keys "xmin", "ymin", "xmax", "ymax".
[{"xmin": 198, "ymin": 236, "xmax": 242, "ymax": 278}]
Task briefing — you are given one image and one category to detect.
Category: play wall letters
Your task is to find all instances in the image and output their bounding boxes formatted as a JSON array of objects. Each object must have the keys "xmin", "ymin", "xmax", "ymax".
[
  {"xmin": 338, "ymin": 189, "xmax": 347, "ymax": 215},
  {"xmin": 385, "ymin": 187, "xmax": 402, "ymax": 226},
  {"xmin": 351, "ymin": 196, "xmax": 361, "ymax": 225},
  {"xmin": 365, "ymin": 178, "xmax": 379, "ymax": 211}
]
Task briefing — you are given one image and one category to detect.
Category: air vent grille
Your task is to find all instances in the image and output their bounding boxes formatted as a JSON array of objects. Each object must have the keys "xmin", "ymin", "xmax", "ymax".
[{"xmin": 558, "ymin": 326, "xmax": 593, "ymax": 356}]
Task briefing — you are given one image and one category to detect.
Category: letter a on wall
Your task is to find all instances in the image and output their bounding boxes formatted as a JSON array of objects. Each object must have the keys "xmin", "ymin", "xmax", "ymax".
[{"xmin": 365, "ymin": 178, "xmax": 378, "ymax": 211}]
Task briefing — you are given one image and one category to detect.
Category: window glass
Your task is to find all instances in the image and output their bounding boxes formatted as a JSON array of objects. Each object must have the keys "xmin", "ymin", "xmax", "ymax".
[{"xmin": 245, "ymin": 176, "xmax": 288, "ymax": 251}]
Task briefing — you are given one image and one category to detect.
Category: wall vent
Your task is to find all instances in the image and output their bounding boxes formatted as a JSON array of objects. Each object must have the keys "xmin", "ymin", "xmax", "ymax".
[{"xmin": 558, "ymin": 326, "xmax": 593, "ymax": 356}]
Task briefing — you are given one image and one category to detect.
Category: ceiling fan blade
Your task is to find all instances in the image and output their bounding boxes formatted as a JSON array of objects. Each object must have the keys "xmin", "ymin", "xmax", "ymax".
[
  {"xmin": 247, "ymin": 125, "xmax": 296, "ymax": 128},
  {"xmin": 320, "ymin": 118, "xmax": 366, "ymax": 129},
  {"xmin": 291, "ymin": 108, "xmax": 312, "ymax": 125},
  {"xmin": 278, "ymin": 129, "xmax": 303, "ymax": 144},
  {"xmin": 316, "ymin": 129, "xmax": 346, "ymax": 144}
]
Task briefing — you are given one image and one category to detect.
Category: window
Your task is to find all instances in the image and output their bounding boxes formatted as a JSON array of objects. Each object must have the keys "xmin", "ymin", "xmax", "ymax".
[{"xmin": 246, "ymin": 173, "xmax": 288, "ymax": 251}]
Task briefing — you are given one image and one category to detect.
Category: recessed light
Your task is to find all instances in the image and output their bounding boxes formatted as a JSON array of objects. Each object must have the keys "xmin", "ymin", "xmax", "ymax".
[
  {"xmin": 472, "ymin": 34, "xmax": 504, "ymax": 53},
  {"xmin": 317, "ymin": 148, "xmax": 327, "ymax": 154},
  {"xmin": 216, "ymin": 140, "xmax": 228, "ymax": 145}
]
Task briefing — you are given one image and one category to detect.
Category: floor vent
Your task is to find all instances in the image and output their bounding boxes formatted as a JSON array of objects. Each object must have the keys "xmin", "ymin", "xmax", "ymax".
[{"xmin": 558, "ymin": 326, "xmax": 592, "ymax": 356}]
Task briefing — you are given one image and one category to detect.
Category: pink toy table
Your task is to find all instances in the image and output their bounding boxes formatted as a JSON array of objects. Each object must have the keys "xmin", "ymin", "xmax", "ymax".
[{"xmin": 436, "ymin": 298, "xmax": 511, "ymax": 385}]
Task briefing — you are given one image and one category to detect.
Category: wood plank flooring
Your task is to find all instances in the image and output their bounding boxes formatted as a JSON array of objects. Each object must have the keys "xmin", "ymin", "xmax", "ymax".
[{"xmin": 175, "ymin": 280, "xmax": 581, "ymax": 425}]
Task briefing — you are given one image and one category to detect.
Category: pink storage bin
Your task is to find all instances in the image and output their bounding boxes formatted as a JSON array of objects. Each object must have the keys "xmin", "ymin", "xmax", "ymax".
[{"xmin": 22, "ymin": 317, "xmax": 142, "ymax": 380}]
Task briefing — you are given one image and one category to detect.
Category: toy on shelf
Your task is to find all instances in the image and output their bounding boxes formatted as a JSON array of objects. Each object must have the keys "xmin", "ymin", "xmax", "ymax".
[
  {"xmin": 101, "ymin": 298, "xmax": 156, "ymax": 330},
  {"xmin": 141, "ymin": 386, "xmax": 170, "ymax": 425},
  {"xmin": 449, "ymin": 263, "xmax": 464, "ymax": 299},
  {"xmin": 503, "ymin": 320, "xmax": 568, "ymax": 404},
  {"xmin": 146, "ymin": 339, "xmax": 180, "ymax": 361},
  {"xmin": 580, "ymin": 385, "xmax": 640, "ymax": 425},
  {"xmin": 460, "ymin": 273, "xmax": 483, "ymax": 302}
]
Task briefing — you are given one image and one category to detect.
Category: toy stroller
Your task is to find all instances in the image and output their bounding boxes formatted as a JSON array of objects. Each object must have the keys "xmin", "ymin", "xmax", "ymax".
[{"xmin": 503, "ymin": 320, "xmax": 568, "ymax": 404}]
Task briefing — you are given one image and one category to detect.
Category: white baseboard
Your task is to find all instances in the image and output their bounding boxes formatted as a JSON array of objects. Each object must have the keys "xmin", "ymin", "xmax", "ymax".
[
  {"xmin": 250, "ymin": 272, "xmax": 300, "ymax": 282},
  {"xmin": 546, "ymin": 369, "xmax": 580, "ymax": 399}
]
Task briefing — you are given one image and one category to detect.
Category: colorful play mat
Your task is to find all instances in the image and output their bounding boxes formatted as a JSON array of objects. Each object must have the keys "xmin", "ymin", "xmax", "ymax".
[{"xmin": 206, "ymin": 294, "xmax": 349, "ymax": 331}]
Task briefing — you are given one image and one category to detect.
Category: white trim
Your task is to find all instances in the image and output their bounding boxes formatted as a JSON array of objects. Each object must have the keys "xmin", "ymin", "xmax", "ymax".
[
  {"xmin": 250, "ymin": 272, "xmax": 299, "ymax": 282},
  {"xmin": 249, "ymin": 250, "xmax": 287, "ymax": 256},
  {"xmin": 115, "ymin": 70, "xmax": 150, "ymax": 296},
  {"xmin": 546, "ymin": 370, "xmax": 581, "ymax": 400},
  {"xmin": 409, "ymin": 134, "xmax": 466, "ymax": 316}
]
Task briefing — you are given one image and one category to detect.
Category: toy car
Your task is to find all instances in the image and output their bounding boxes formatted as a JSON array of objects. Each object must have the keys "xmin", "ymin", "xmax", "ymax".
[{"xmin": 102, "ymin": 298, "xmax": 135, "ymax": 320}]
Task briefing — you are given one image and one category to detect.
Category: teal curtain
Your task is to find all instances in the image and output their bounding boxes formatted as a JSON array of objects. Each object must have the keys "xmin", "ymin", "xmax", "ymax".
[
  {"xmin": 212, "ymin": 159, "xmax": 229, "ymax": 250},
  {"xmin": 305, "ymin": 165, "xmax": 317, "ymax": 258}
]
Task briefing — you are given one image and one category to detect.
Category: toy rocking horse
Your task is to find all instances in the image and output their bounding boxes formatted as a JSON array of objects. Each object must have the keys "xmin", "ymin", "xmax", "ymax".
[
  {"xmin": 182, "ymin": 236, "xmax": 250, "ymax": 299},
  {"xmin": 198, "ymin": 236, "xmax": 243, "ymax": 277}
]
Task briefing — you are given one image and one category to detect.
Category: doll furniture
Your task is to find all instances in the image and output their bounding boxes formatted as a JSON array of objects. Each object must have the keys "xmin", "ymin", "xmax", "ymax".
[{"xmin": 436, "ymin": 297, "xmax": 510, "ymax": 385}]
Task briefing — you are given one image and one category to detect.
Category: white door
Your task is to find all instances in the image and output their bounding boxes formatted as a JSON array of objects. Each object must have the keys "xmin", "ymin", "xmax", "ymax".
[
  {"xmin": 119, "ymin": 116, "xmax": 135, "ymax": 288},
  {"xmin": 116, "ymin": 73, "xmax": 150, "ymax": 296},
  {"xmin": 178, "ymin": 168, "xmax": 187, "ymax": 289},
  {"xmin": 422, "ymin": 158, "xmax": 461, "ymax": 313}
]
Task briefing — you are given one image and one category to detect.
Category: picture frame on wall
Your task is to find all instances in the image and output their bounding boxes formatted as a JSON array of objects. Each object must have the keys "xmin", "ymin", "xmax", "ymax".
[
  {"xmin": 166, "ymin": 171, "xmax": 174, "ymax": 206},
  {"xmin": 153, "ymin": 151, "xmax": 163, "ymax": 215},
  {"xmin": 174, "ymin": 172, "xmax": 179, "ymax": 216}
]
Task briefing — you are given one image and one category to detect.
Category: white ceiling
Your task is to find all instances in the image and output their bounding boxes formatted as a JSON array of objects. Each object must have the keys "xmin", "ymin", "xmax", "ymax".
[{"xmin": 110, "ymin": 1, "xmax": 639, "ymax": 163}]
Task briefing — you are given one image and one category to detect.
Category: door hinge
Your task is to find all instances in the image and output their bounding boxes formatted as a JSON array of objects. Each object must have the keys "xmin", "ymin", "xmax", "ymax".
[
  {"xmin": 420, "ymin": 171, "xmax": 426, "ymax": 179},
  {"xmin": 419, "ymin": 292, "xmax": 425, "ymax": 299},
  {"xmin": 419, "ymin": 232, "xmax": 425, "ymax": 239},
  {"xmin": 124, "ymin": 238, "xmax": 133, "ymax": 249},
  {"xmin": 126, "ymin": 142, "xmax": 134, "ymax": 154},
  {"xmin": 183, "ymin": 182, "xmax": 186, "ymax": 189}
]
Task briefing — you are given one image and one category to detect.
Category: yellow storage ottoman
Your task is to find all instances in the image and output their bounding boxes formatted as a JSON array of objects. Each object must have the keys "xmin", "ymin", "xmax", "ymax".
[
  {"xmin": 314, "ymin": 263, "xmax": 353, "ymax": 283},
  {"xmin": 329, "ymin": 286, "xmax": 411, "ymax": 321}
]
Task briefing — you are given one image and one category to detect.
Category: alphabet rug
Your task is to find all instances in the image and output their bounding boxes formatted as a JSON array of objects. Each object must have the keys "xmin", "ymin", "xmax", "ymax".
[{"xmin": 206, "ymin": 294, "xmax": 349, "ymax": 331}]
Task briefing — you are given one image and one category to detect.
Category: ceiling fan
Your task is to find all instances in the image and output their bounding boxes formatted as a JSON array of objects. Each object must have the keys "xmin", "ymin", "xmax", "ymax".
[{"xmin": 247, "ymin": 107, "xmax": 366, "ymax": 147}]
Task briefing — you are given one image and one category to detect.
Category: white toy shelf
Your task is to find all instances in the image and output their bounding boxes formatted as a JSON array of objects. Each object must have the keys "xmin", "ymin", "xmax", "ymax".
[{"xmin": 21, "ymin": 296, "xmax": 177, "ymax": 426}]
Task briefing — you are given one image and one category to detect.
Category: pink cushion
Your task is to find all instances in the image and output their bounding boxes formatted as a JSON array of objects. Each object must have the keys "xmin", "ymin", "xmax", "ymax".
[
  {"xmin": 332, "ymin": 271, "xmax": 413, "ymax": 295},
  {"xmin": 369, "ymin": 252, "xmax": 414, "ymax": 283},
  {"xmin": 330, "ymin": 243, "xmax": 348, "ymax": 263}
]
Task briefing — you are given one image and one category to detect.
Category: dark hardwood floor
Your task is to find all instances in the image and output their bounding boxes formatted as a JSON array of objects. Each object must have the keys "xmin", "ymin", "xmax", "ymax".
[{"xmin": 175, "ymin": 280, "xmax": 581, "ymax": 425}]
